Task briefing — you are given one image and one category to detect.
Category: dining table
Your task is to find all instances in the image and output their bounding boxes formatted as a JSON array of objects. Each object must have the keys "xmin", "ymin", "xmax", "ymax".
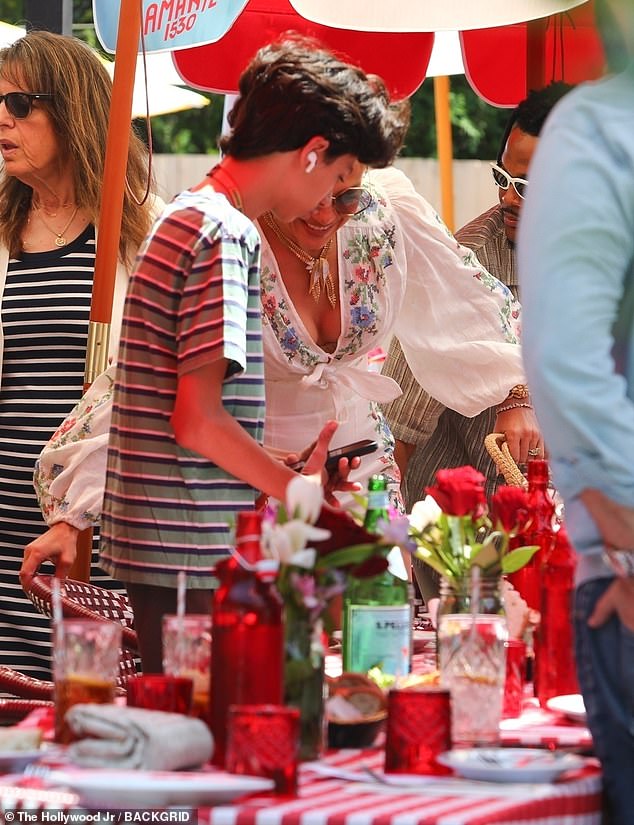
[
  {"xmin": 0, "ymin": 687, "xmax": 601, "ymax": 824},
  {"xmin": 200, "ymin": 745, "xmax": 602, "ymax": 825}
]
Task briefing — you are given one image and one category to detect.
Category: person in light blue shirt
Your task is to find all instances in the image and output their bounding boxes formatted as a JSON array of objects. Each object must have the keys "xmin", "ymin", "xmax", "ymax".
[{"xmin": 519, "ymin": 2, "xmax": 634, "ymax": 820}]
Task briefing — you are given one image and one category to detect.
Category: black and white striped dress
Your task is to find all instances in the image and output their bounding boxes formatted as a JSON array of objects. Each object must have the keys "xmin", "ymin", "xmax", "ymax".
[{"xmin": 0, "ymin": 225, "xmax": 119, "ymax": 681}]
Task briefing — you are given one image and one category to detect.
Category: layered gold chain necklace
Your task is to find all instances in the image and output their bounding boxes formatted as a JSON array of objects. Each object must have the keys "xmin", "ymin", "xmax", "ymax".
[{"xmin": 262, "ymin": 211, "xmax": 337, "ymax": 307}]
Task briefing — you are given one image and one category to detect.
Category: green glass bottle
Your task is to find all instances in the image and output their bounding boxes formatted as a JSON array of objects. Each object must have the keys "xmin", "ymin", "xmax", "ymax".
[{"xmin": 342, "ymin": 475, "xmax": 412, "ymax": 676}]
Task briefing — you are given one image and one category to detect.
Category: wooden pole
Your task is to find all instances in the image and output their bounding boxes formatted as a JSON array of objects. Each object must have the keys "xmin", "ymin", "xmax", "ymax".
[
  {"xmin": 433, "ymin": 74, "xmax": 455, "ymax": 233},
  {"xmin": 69, "ymin": 0, "xmax": 141, "ymax": 582}
]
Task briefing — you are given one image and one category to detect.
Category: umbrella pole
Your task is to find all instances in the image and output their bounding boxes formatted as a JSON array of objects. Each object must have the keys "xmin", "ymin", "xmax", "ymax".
[
  {"xmin": 69, "ymin": 0, "xmax": 141, "ymax": 583},
  {"xmin": 526, "ymin": 16, "xmax": 548, "ymax": 92},
  {"xmin": 433, "ymin": 75, "xmax": 455, "ymax": 233}
]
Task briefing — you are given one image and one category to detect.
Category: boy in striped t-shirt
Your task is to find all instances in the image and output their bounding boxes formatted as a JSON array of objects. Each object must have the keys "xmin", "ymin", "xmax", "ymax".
[{"xmin": 98, "ymin": 36, "xmax": 410, "ymax": 670}]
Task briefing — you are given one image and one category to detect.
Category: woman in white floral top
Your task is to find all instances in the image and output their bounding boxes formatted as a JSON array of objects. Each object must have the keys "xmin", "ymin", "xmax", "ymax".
[{"xmin": 26, "ymin": 163, "xmax": 542, "ymax": 583}]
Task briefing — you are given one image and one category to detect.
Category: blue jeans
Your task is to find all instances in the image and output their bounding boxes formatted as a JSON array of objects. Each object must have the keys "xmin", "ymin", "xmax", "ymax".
[{"xmin": 575, "ymin": 578, "xmax": 634, "ymax": 824}]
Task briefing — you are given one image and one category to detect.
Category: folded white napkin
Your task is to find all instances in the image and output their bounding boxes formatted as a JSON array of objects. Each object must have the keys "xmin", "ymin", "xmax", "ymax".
[{"xmin": 65, "ymin": 704, "xmax": 213, "ymax": 770}]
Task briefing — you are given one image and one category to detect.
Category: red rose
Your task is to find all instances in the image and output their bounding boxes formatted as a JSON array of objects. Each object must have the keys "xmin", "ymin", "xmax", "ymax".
[
  {"xmin": 425, "ymin": 465, "xmax": 487, "ymax": 517},
  {"xmin": 490, "ymin": 486, "xmax": 531, "ymax": 532}
]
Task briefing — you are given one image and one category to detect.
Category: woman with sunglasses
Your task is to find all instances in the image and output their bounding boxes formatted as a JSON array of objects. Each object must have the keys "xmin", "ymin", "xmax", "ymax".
[
  {"xmin": 255, "ymin": 159, "xmax": 539, "ymax": 515},
  {"xmin": 0, "ymin": 31, "xmax": 159, "ymax": 681}
]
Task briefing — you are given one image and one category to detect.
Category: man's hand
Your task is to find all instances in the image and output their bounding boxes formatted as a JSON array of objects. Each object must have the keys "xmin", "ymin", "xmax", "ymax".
[
  {"xmin": 20, "ymin": 522, "xmax": 79, "ymax": 590},
  {"xmin": 494, "ymin": 405, "xmax": 544, "ymax": 464},
  {"xmin": 588, "ymin": 577, "xmax": 634, "ymax": 632}
]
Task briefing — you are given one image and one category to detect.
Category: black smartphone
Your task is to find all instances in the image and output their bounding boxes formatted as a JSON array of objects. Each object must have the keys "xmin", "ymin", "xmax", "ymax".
[{"xmin": 290, "ymin": 438, "xmax": 378, "ymax": 472}]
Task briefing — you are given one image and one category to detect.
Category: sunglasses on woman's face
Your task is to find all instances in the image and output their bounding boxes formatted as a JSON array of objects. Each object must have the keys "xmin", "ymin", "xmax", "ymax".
[
  {"xmin": 0, "ymin": 92, "xmax": 53, "ymax": 119},
  {"xmin": 331, "ymin": 186, "xmax": 373, "ymax": 217},
  {"xmin": 491, "ymin": 163, "xmax": 528, "ymax": 200}
]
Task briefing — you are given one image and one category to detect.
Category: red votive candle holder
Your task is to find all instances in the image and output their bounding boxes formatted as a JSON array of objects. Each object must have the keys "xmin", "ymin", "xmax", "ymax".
[
  {"xmin": 126, "ymin": 674, "xmax": 193, "ymax": 715},
  {"xmin": 385, "ymin": 688, "xmax": 452, "ymax": 775},
  {"xmin": 226, "ymin": 704, "xmax": 300, "ymax": 795},
  {"xmin": 503, "ymin": 639, "xmax": 527, "ymax": 719}
]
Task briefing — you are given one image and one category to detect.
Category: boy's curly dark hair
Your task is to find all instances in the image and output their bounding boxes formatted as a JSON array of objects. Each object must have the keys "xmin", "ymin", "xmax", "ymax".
[{"xmin": 220, "ymin": 34, "xmax": 410, "ymax": 169}]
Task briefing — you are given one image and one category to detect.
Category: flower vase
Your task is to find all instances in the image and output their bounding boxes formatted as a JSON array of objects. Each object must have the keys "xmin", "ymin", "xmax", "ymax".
[
  {"xmin": 283, "ymin": 607, "xmax": 326, "ymax": 761},
  {"xmin": 437, "ymin": 575, "xmax": 508, "ymax": 747}
]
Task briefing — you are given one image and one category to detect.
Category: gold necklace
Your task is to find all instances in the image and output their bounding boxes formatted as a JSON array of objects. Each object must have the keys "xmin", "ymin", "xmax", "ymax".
[
  {"xmin": 34, "ymin": 205, "xmax": 79, "ymax": 247},
  {"xmin": 262, "ymin": 211, "xmax": 337, "ymax": 307},
  {"xmin": 207, "ymin": 164, "xmax": 244, "ymax": 213}
]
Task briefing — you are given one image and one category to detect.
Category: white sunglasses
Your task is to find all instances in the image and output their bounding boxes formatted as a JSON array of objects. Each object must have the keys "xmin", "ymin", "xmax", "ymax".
[{"xmin": 491, "ymin": 163, "xmax": 528, "ymax": 200}]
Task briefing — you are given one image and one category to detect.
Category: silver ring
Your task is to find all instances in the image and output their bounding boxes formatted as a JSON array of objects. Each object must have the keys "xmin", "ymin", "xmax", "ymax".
[{"xmin": 527, "ymin": 447, "xmax": 540, "ymax": 457}]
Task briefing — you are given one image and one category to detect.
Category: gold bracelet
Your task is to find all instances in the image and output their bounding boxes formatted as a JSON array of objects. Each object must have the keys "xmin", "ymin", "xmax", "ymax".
[{"xmin": 496, "ymin": 402, "xmax": 533, "ymax": 414}]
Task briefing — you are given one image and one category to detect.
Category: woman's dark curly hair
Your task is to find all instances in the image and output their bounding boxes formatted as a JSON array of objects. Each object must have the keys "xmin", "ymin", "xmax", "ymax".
[{"xmin": 220, "ymin": 34, "xmax": 410, "ymax": 169}]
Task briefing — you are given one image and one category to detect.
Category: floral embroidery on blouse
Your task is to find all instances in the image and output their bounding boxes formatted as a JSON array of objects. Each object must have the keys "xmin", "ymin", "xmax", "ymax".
[
  {"xmin": 260, "ymin": 192, "xmax": 399, "ymax": 367},
  {"xmin": 261, "ymin": 264, "xmax": 323, "ymax": 369},
  {"xmin": 33, "ymin": 371, "xmax": 115, "ymax": 527},
  {"xmin": 461, "ymin": 247, "xmax": 519, "ymax": 344}
]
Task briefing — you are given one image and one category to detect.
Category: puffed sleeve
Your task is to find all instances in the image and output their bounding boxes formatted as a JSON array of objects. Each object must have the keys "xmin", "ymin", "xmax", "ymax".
[
  {"xmin": 375, "ymin": 167, "xmax": 525, "ymax": 417},
  {"xmin": 34, "ymin": 365, "xmax": 116, "ymax": 529}
]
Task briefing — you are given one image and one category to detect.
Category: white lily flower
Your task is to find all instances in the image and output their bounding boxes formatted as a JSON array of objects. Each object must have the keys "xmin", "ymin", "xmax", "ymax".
[
  {"xmin": 290, "ymin": 548, "xmax": 317, "ymax": 569},
  {"xmin": 262, "ymin": 519, "xmax": 329, "ymax": 566},
  {"xmin": 409, "ymin": 495, "xmax": 442, "ymax": 531},
  {"xmin": 287, "ymin": 473, "xmax": 323, "ymax": 524}
]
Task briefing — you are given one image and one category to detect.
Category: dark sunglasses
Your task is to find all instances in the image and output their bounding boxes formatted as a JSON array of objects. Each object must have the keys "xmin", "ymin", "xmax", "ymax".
[
  {"xmin": 0, "ymin": 92, "xmax": 53, "ymax": 119},
  {"xmin": 331, "ymin": 187, "xmax": 373, "ymax": 217},
  {"xmin": 491, "ymin": 163, "xmax": 528, "ymax": 200}
]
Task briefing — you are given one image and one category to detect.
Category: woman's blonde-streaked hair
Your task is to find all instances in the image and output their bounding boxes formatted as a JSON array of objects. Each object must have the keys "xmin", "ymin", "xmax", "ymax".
[{"xmin": 0, "ymin": 30, "xmax": 154, "ymax": 264}]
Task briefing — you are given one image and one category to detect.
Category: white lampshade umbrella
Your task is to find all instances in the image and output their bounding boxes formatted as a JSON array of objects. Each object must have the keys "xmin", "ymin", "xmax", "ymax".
[{"xmin": 286, "ymin": 0, "xmax": 589, "ymax": 31}]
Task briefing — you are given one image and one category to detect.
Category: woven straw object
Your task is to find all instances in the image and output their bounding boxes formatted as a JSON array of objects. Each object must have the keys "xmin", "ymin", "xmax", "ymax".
[{"xmin": 484, "ymin": 432, "xmax": 528, "ymax": 489}]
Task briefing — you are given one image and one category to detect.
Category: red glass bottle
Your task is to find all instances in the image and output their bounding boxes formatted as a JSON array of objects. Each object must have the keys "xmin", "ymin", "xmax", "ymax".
[
  {"xmin": 210, "ymin": 510, "xmax": 283, "ymax": 766},
  {"xmin": 507, "ymin": 460, "xmax": 556, "ymax": 613},
  {"xmin": 535, "ymin": 524, "xmax": 579, "ymax": 706}
]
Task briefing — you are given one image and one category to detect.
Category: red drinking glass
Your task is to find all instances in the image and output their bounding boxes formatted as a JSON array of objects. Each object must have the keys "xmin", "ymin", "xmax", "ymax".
[
  {"xmin": 226, "ymin": 704, "xmax": 300, "ymax": 795},
  {"xmin": 385, "ymin": 688, "xmax": 452, "ymax": 775},
  {"xmin": 126, "ymin": 674, "xmax": 193, "ymax": 715}
]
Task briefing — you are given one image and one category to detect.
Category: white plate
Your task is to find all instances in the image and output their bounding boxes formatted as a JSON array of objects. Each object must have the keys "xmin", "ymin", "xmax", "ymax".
[
  {"xmin": 437, "ymin": 748, "xmax": 585, "ymax": 783},
  {"xmin": 46, "ymin": 768, "xmax": 274, "ymax": 808},
  {"xmin": 546, "ymin": 694, "xmax": 587, "ymax": 724},
  {"xmin": 0, "ymin": 748, "xmax": 45, "ymax": 773}
]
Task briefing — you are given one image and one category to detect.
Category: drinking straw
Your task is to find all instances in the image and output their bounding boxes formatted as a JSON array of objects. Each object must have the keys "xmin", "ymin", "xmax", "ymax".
[
  {"xmin": 176, "ymin": 570, "xmax": 186, "ymax": 668},
  {"xmin": 177, "ymin": 570, "xmax": 186, "ymax": 620},
  {"xmin": 469, "ymin": 565, "xmax": 481, "ymax": 643},
  {"xmin": 52, "ymin": 577, "xmax": 63, "ymax": 627},
  {"xmin": 52, "ymin": 577, "xmax": 64, "ymax": 663}
]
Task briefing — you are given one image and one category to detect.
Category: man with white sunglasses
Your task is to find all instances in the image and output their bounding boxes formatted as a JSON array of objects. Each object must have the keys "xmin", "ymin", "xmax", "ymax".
[{"xmin": 383, "ymin": 82, "xmax": 573, "ymax": 603}]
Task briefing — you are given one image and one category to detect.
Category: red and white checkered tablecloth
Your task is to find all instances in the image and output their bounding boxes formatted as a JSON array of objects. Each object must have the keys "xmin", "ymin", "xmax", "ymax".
[
  {"xmin": 500, "ymin": 699, "xmax": 593, "ymax": 751},
  {"xmin": 201, "ymin": 748, "xmax": 602, "ymax": 825}
]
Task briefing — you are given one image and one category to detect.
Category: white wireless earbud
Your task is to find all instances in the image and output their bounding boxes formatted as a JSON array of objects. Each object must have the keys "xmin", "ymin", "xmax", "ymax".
[{"xmin": 305, "ymin": 152, "xmax": 317, "ymax": 174}]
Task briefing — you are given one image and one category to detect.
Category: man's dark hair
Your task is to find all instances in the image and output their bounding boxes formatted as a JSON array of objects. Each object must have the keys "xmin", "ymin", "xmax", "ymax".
[{"xmin": 497, "ymin": 82, "xmax": 574, "ymax": 162}]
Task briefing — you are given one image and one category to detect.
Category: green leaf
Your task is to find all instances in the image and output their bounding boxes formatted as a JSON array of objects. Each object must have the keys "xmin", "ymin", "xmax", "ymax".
[
  {"xmin": 314, "ymin": 543, "xmax": 380, "ymax": 570},
  {"xmin": 501, "ymin": 545, "xmax": 539, "ymax": 574}
]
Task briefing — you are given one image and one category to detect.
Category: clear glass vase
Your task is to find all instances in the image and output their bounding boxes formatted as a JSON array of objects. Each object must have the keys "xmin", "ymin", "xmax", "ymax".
[
  {"xmin": 437, "ymin": 575, "xmax": 508, "ymax": 747},
  {"xmin": 283, "ymin": 607, "xmax": 326, "ymax": 761}
]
